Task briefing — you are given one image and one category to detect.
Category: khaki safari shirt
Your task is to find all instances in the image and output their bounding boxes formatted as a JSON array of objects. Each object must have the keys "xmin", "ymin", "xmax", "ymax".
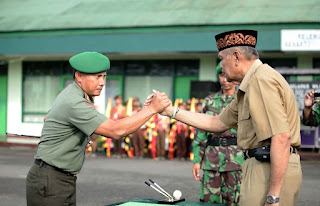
[
  {"xmin": 35, "ymin": 82, "xmax": 108, "ymax": 174},
  {"xmin": 219, "ymin": 59, "xmax": 301, "ymax": 150}
]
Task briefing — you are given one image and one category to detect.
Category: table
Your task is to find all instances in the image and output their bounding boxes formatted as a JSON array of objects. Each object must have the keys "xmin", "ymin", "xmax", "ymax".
[{"xmin": 106, "ymin": 198, "xmax": 225, "ymax": 206}]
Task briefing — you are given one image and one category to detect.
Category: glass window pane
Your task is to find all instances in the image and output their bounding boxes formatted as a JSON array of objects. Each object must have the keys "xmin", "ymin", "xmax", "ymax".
[
  {"xmin": 0, "ymin": 61, "xmax": 8, "ymax": 75},
  {"xmin": 176, "ymin": 60, "xmax": 199, "ymax": 76},
  {"xmin": 125, "ymin": 61, "xmax": 147, "ymax": 75},
  {"xmin": 24, "ymin": 76, "xmax": 61, "ymax": 112},
  {"xmin": 109, "ymin": 61, "xmax": 123, "ymax": 75},
  {"xmin": 23, "ymin": 61, "xmax": 62, "ymax": 75},
  {"xmin": 313, "ymin": 58, "xmax": 320, "ymax": 68},
  {"xmin": 312, "ymin": 58, "xmax": 320, "ymax": 81},
  {"xmin": 260, "ymin": 58, "xmax": 297, "ymax": 69},
  {"xmin": 124, "ymin": 76, "xmax": 173, "ymax": 104},
  {"xmin": 105, "ymin": 79, "xmax": 120, "ymax": 107},
  {"xmin": 63, "ymin": 62, "xmax": 74, "ymax": 75},
  {"xmin": 150, "ymin": 61, "xmax": 173, "ymax": 76},
  {"xmin": 23, "ymin": 62, "xmax": 62, "ymax": 122}
]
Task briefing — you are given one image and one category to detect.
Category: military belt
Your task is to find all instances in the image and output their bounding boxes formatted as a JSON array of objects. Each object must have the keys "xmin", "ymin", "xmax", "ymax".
[
  {"xmin": 208, "ymin": 137, "xmax": 237, "ymax": 146},
  {"xmin": 34, "ymin": 159, "xmax": 76, "ymax": 176},
  {"xmin": 243, "ymin": 145, "xmax": 298, "ymax": 162}
]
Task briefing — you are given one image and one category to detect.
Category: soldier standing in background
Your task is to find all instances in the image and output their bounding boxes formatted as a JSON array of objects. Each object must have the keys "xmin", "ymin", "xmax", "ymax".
[
  {"xmin": 302, "ymin": 90, "xmax": 320, "ymax": 126},
  {"xmin": 110, "ymin": 95, "xmax": 126, "ymax": 158},
  {"xmin": 156, "ymin": 114, "xmax": 170, "ymax": 160},
  {"xmin": 175, "ymin": 103, "xmax": 189, "ymax": 160},
  {"xmin": 131, "ymin": 102, "xmax": 147, "ymax": 159},
  {"xmin": 192, "ymin": 62, "xmax": 243, "ymax": 205}
]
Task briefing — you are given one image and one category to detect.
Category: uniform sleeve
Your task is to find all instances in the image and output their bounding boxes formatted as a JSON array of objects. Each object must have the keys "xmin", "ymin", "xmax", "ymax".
[
  {"xmin": 193, "ymin": 100, "xmax": 209, "ymax": 164},
  {"xmin": 218, "ymin": 96, "xmax": 238, "ymax": 130},
  {"xmin": 249, "ymin": 75, "xmax": 290, "ymax": 141},
  {"xmin": 67, "ymin": 99, "xmax": 108, "ymax": 137},
  {"xmin": 302, "ymin": 102, "xmax": 320, "ymax": 127}
]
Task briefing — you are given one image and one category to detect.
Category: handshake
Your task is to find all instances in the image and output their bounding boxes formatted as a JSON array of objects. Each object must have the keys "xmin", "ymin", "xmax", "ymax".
[
  {"xmin": 144, "ymin": 89, "xmax": 175, "ymax": 117},
  {"xmin": 143, "ymin": 89, "xmax": 222, "ymax": 134}
]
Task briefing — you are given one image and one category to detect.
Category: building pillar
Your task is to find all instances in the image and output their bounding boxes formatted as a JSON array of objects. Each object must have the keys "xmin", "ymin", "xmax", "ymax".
[
  {"xmin": 7, "ymin": 59, "xmax": 23, "ymax": 134},
  {"xmin": 7, "ymin": 58, "xmax": 43, "ymax": 137}
]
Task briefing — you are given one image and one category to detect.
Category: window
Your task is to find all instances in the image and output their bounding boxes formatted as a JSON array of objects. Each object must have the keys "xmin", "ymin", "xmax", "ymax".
[
  {"xmin": 151, "ymin": 61, "xmax": 174, "ymax": 76},
  {"xmin": 125, "ymin": 61, "xmax": 147, "ymax": 75},
  {"xmin": 123, "ymin": 60, "xmax": 199, "ymax": 103},
  {"xmin": 313, "ymin": 58, "xmax": 320, "ymax": 81},
  {"xmin": 22, "ymin": 59, "xmax": 199, "ymax": 122},
  {"xmin": 260, "ymin": 58, "xmax": 297, "ymax": 69},
  {"xmin": 109, "ymin": 61, "xmax": 123, "ymax": 75},
  {"xmin": 124, "ymin": 61, "xmax": 173, "ymax": 103},
  {"xmin": 175, "ymin": 60, "xmax": 199, "ymax": 76},
  {"xmin": 313, "ymin": 58, "xmax": 320, "ymax": 68},
  {"xmin": 260, "ymin": 58, "xmax": 297, "ymax": 81},
  {"xmin": 0, "ymin": 61, "xmax": 7, "ymax": 75},
  {"xmin": 23, "ymin": 61, "xmax": 69, "ymax": 122}
]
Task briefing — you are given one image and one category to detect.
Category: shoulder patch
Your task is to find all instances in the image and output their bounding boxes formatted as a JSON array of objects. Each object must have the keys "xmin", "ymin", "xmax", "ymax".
[{"xmin": 85, "ymin": 103, "xmax": 94, "ymax": 107}]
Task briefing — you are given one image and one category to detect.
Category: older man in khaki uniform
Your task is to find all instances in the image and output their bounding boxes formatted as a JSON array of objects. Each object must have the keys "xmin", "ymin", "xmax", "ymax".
[{"xmin": 151, "ymin": 30, "xmax": 302, "ymax": 206}]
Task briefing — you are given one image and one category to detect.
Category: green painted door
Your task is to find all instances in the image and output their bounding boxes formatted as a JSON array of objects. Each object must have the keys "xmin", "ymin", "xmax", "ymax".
[
  {"xmin": 0, "ymin": 65, "xmax": 8, "ymax": 137},
  {"xmin": 174, "ymin": 76, "xmax": 198, "ymax": 101}
]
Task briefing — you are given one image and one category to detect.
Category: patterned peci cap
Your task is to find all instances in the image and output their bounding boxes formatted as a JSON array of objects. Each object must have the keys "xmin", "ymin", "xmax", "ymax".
[
  {"xmin": 215, "ymin": 30, "xmax": 257, "ymax": 52},
  {"xmin": 69, "ymin": 52, "xmax": 110, "ymax": 73}
]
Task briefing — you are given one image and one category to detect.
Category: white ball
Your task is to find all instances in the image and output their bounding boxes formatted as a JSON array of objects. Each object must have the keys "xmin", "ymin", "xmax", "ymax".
[{"xmin": 173, "ymin": 190, "xmax": 182, "ymax": 200}]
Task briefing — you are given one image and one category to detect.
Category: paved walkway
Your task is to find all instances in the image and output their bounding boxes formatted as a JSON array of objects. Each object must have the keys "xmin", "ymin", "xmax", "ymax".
[{"xmin": 0, "ymin": 147, "xmax": 320, "ymax": 206}]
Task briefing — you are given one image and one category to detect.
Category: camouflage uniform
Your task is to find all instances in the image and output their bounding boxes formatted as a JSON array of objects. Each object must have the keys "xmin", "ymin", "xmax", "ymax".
[
  {"xmin": 302, "ymin": 102, "xmax": 320, "ymax": 126},
  {"xmin": 193, "ymin": 91, "xmax": 244, "ymax": 206}
]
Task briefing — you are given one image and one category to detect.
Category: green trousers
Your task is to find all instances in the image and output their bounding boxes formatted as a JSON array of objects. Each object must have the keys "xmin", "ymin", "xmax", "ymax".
[
  {"xmin": 26, "ymin": 163, "xmax": 77, "ymax": 206},
  {"xmin": 200, "ymin": 170, "xmax": 242, "ymax": 206}
]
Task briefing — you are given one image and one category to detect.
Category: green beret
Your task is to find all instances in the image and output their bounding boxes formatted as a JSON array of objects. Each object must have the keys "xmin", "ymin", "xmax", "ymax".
[
  {"xmin": 216, "ymin": 62, "xmax": 222, "ymax": 74},
  {"xmin": 69, "ymin": 52, "xmax": 110, "ymax": 73}
]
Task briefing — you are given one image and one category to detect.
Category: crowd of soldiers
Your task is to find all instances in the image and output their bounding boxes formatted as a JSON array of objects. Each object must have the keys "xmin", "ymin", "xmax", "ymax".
[{"xmin": 87, "ymin": 95, "xmax": 203, "ymax": 161}]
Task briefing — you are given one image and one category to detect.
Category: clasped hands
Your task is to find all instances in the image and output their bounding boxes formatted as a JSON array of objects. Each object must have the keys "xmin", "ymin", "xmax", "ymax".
[{"xmin": 144, "ymin": 90, "xmax": 174, "ymax": 117}]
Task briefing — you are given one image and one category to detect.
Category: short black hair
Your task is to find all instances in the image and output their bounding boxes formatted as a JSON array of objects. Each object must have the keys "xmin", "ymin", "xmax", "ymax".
[{"xmin": 72, "ymin": 69, "xmax": 77, "ymax": 79}]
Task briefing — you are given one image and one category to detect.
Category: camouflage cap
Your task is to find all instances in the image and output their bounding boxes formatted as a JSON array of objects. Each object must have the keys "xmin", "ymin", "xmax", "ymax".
[
  {"xmin": 69, "ymin": 52, "xmax": 110, "ymax": 73},
  {"xmin": 216, "ymin": 62, "xmax": 222, "ymax": 74}
]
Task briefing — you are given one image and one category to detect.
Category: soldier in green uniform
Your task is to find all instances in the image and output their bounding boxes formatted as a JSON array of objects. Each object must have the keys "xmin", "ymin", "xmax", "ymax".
[
  {"xmin": 192, "ymin": 62, "xmax": 243, "ymax": 205},
  {"xmin": 26, "ymin": 52, "xmax": 171, "ymax": 206},
  {"xmin": 302, "ymin": 90, "xmax": 320, "ymax": 126}
]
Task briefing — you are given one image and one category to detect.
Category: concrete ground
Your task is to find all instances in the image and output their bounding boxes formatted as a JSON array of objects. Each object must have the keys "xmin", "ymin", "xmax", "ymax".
[{"xmin": 0, "ymin": 146, "xmax": 319, "ymax": 206}]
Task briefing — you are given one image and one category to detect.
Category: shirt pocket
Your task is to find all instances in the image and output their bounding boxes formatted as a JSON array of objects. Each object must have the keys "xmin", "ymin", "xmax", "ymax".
[{"xmin": 237, "ymin": 107, "xmax": 255, "ymax": 140}]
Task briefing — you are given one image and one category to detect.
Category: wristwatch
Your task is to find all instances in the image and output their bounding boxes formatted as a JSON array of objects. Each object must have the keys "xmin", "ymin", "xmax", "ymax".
[{"xmin": 266, "ymin": 194, "xmax": 280, "ymax": 204}]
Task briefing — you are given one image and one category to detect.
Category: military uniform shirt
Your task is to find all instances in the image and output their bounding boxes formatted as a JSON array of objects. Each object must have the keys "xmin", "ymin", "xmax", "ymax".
[
  {"xmin": 218, "ymin": 59, "xmax": 301, "ymax": 150},
  {"xmin": 193, "ymin": 91, "xmax": 243, "ymax": 172},
  {"xmin": 34, "ymin": 82, "xmax": 108, "ymax": 174},
  {"xmin": 302, "ymin": 102, "xmax": 320, "ymax": 126}
]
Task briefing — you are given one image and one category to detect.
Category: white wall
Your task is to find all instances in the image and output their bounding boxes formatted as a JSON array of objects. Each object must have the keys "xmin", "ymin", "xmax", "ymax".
[{"xmin": 6, "ymin": 59, "xmax": 44, "ymax": 137}]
